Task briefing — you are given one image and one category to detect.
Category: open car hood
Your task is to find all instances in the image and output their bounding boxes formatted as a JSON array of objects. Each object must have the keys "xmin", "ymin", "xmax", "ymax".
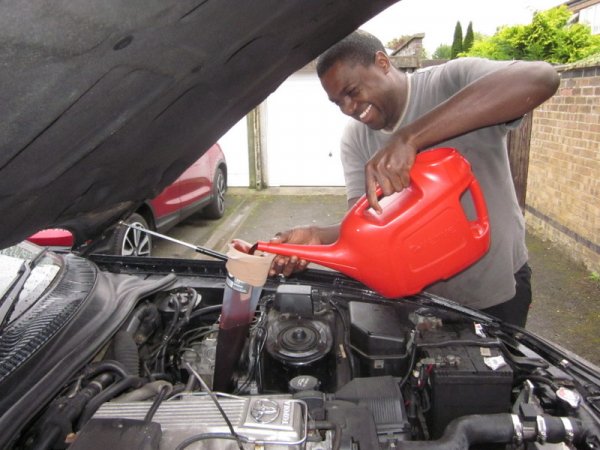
[{"xmin": 0, "ymin": 0, "xmax": 395, "ymax": 249}]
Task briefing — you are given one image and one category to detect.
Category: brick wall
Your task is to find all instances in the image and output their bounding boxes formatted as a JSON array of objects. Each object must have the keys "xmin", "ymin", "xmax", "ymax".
[{"xmin": 526, "ymin": 63, "xmax": 600, "ymax": 273}]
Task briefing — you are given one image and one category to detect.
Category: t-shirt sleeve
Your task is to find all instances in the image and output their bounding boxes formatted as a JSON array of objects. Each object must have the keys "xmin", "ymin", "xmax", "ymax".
[
  {"xmin": 439, "ymin": 58, "xmax": 524, "ymax": 130},
  {"xmin": 442, "ymin": 57, "xmax": 520, "ymax": 87}
]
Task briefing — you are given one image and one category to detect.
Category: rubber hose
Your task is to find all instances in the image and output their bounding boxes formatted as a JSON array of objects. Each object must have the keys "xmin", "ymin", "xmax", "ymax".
[
  {"xmin": 32, "ymin": 374, "xmax": 113, "ymax": 450},
  {"xmin": 81, "ymin": 360, "xmax": 129, "ymax": 380},
  {"xmin": 125, "ymin": 302, "xmax": 160, "ymax": 344},
  {"xmin": 156, "ymin": 296, "xmax": 181, "ymax": 373},
  {"xmin": 396, "ymin": 413, "xmax": 585, "ymax": 449},
  {"xmin": 542, "ymin": 414, "xmax": 586, "ymax": 443},
  {"xmin": 108, "ymin": 330, "xmax": 140, "ymax": 376},
  {"xmin": 113, "ymin": 380, "xmax": 173, "ymax": 402},
  {"xmin": 403, "ymin": 414, "xmax": 516, "ymax": 449},
  {"xmin": 125, "ymin": 303, "xmax": 159, "ymax": 333},
  {"xmin": 187, "ymin": 304, "xmax": 222, "ymax": 322},
  {"xmin": 77, "ymin": 376, "xmax": 144, "ymax": 430},
  {"xmin": 515, "ymin": 375, "xmax": 560, "ymax": 391}
]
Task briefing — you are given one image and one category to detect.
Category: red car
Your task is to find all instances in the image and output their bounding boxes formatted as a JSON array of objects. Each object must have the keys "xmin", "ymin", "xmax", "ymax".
[{"xmin": 28, "ymin": 143, "xmax": 227, "ymax": 256}]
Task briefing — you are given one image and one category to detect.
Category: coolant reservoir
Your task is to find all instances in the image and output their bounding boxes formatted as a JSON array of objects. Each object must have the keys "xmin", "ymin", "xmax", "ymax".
[{"xmin": 256, "ymin": 147, "xmax": 490, "ymax": 298}]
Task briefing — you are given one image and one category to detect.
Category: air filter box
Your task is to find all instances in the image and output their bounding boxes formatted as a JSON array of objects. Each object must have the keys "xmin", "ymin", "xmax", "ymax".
[{"xmin": 349, "ymin": 302, "xmax": 413, "ymax": 376}]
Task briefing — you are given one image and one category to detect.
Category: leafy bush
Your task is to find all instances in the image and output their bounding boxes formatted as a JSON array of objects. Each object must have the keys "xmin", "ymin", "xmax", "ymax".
[{"xmin": 464, "ymin": 6, "xmax": 600, "ymax": 63}]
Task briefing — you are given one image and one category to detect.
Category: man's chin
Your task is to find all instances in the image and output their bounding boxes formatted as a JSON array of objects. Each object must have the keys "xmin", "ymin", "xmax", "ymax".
[
  {"xmin": 359, "ymin": 119, "xmax": 384, "ymax": 130},
  {"xmin": 368, "ymin": 124, "xmax": 383, "ymax": 131},
  {"xmin": 352, "ymin": 112, "xmax": 386, "ymax": 130}
]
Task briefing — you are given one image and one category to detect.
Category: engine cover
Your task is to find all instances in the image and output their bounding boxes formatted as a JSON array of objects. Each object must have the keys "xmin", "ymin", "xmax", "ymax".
[{"xmin": 90, "ymin": 394, "xmax": 307, "ymax": 449}]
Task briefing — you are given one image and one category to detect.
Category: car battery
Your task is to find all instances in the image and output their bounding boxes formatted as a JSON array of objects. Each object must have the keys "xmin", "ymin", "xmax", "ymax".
[
  {"xmin": 349, "ymin": 302, "xmax": 413, "ymax": 377},
  {"xmin": 418, "ymin": 324, "xmax": 513, "ymax": 438}
]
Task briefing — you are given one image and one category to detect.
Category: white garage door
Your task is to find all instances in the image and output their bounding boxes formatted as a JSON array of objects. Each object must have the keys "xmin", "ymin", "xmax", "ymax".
[{"xmin": 265, "ymin": 72, "xmax": 348, "ymax": 186}]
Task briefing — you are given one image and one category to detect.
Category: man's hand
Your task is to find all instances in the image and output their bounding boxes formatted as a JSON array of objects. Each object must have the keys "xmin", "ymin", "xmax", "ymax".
[
  {"xmin": 268, "ymin": 226, "xmax": 323, "ymax": 277},
  {"xmin": 365, "ymin": 137, "xmax": 417, "ymax": 213}
]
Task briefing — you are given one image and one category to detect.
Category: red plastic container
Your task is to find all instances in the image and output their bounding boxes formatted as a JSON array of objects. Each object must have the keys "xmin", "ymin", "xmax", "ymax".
[{"xmin": 256, "ymin": 147, "xmax": 490, "ymax": 298}]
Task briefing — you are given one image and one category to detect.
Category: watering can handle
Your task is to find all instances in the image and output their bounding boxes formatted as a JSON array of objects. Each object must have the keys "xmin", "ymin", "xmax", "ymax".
[
  {"xmin": 467, "ymin": 177, "xmax": 490, "ymax": 238},
  {"xmin": 352, "ymin": 147, "xmax": 455, "ymax": 216},
  {"xmin": 353, "ymin": 177, "xmax": 489, "ymax": 238},
  {"xmin": 352, "ymin": 186, "xmax": 384, "ymax": 215}
]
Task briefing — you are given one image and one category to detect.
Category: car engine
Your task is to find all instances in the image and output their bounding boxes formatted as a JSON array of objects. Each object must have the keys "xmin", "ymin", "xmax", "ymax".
[{"xmin": 20, "ymin": 274, "xmax": 600, "ymax": 450}]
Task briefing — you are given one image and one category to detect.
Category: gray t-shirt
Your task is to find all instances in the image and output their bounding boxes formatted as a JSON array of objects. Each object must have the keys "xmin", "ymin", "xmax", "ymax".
[{"xmin": 340, "ymin": 57, "xmax": 527, "ymax": 309}]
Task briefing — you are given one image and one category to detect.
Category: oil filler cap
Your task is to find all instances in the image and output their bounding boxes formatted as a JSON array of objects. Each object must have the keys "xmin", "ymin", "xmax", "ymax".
[{"xmin": 289, "ymin": 375, "xmax": 320, "ymax": 393}]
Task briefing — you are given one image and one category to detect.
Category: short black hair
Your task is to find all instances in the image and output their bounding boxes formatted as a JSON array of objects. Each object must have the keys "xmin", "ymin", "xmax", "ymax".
[{"xmin": 316, "ymin": 30, "xmax": 386, "ymax": 78}]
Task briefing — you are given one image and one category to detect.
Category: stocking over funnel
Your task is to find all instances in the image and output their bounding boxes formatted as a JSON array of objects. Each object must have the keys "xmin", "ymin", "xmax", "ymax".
[{"xmin": 212, "ymin": 242, "xmax": 274, "ymax": 392}]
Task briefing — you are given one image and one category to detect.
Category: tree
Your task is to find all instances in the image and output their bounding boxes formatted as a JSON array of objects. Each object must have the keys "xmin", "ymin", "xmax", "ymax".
[
  {"xmin": 463, "ymin": 21, "xmax": 474, "ymax": 53},
  {"xmin": 451, "ymin": 21, "xmax": 463, "ymax": 59},
  {"xmin": 432, "ymin": 44, "xmax": 452, "ymax": 59},
  {"xmin": 386, "ymin": 35, "xmax": 412, "ymax": 51},
  {"xmin": 464, "ymin": 6, "xmax": 600, "ymax": 63}
]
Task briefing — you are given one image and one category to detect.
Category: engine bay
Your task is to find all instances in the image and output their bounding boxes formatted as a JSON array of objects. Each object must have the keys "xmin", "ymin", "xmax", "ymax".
[{"xmin": 19, "ymin": 267, "xmax": 600, "ymax": 450}]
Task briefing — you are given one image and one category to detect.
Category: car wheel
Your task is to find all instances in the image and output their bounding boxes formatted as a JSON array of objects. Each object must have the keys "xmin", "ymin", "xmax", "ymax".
[
  {"xmin": 203, "ymin": 166, "xmax": 226, "ymax": 219},
  {"xmin": 109, "ymin": 213, "xmax": 152, "ymax": 256}
]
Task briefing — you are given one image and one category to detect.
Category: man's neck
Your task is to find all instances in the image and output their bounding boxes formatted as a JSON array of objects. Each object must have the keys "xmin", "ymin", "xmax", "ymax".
[{"xmin": 382, "ymin": 71, "xmax": 410, "ymax": 134}]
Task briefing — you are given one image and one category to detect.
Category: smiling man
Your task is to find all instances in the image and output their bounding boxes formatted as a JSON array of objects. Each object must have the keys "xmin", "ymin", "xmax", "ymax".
[{"xmin": 269, "ymin": 30, "xmax": 559, "ymax": 327}]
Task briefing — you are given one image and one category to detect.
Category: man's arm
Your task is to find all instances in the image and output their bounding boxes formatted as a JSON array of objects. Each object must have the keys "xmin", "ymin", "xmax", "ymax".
[{"xmin": 365, "ymin": 60, "xmax": 560, "ymax": 212}]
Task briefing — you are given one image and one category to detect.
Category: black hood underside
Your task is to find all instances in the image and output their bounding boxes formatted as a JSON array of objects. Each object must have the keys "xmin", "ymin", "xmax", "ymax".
[{"xmin": 0, "ymin": 0, "xmax": 397, "ymax": 248}]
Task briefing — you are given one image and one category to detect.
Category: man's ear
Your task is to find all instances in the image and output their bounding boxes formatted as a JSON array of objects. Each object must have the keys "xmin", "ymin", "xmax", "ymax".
[{"xmin": 374, "ymin": 50, "xmax": 391, "ymax": 73}]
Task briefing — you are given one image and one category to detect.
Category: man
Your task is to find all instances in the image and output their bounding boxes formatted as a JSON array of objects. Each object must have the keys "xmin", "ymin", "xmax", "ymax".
[{"xmin": 269, "ymin": 30, "xmax": 559, "ymax": 327}]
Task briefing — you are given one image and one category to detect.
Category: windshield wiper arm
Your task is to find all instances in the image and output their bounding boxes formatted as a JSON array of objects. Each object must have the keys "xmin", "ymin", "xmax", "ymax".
[{"xmin": 0, "ymin": 248, "xmax": 48, "ymax": 334}]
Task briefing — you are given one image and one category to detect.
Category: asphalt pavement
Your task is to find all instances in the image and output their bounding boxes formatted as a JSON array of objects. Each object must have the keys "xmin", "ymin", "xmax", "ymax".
[{"xmin": 154, "ymin": 187, "xmax": 600, "ymax": 366}]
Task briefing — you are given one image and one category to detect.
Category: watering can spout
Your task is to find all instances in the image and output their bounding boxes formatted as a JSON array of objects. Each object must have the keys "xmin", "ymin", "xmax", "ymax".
[{"xmin": 254, "ymin": 241, "xmax": 360, "ymax": 276}]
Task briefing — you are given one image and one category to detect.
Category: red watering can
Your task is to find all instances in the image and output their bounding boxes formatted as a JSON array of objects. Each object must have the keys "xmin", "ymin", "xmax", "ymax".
[{"xmin": 255, "ymin": 147, "xmax": 490, "ymax": 298}]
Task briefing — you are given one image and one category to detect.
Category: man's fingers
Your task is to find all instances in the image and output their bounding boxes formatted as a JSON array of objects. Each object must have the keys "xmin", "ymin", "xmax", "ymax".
[
  {"xmin": 231, "ymin": 239, "xmax": 252, "ymax": 253},
  {"xmin": 367, "ymin": 162, "xmax": 392, "ymax": 213},
  {"xmin": 270, "ymin": 232, "xmax": 285, "ymax": 243},
  {"xmin": 381, "ymin": 157, "xmax": 412, "ymax": 191},
  {"xmin": 282, "ymin": 256, "xmax": 298, "ymax": 277},
  {"xmin": 389, "ymin": 168, "xmax": 409, "ymax": 191},
  {"xmin": 365, "ymin": 178, "xmax": 382, "ymax": 213},
  {"xmin": 269, "ymin": 254, "xmax": 310, "ymax": 277},
  {"xmin": 364, "ymin": 142, "xmax": 418, "ymax": 214},
  {"xmin": 400, "ymin": 167, "xmax": 411, "ymax": 188},
  {"xmin": 270, "ymin": 255, "xmax": 287, "ymax": 275}
]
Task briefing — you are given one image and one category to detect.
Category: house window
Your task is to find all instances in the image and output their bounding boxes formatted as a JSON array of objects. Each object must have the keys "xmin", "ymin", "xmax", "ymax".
[{"xmin": 580, "ymin": 3, "xmax": 600, "ymax": 35}]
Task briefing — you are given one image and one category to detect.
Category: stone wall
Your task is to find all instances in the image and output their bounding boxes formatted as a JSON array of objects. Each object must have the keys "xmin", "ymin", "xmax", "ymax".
[{"xmin": 526, "ymin": 63, "xmax": 600, "ymax": 273}]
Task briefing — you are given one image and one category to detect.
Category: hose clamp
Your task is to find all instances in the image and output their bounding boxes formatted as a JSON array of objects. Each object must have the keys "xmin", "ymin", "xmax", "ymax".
[
  {"xmin": 511, "ymin": 414, "xmax": 523, "ymax": 445},
  {"xmin": 561, "ymin": 417, "xmax": 574, "ymax": 443},
  {"xmin": 536, "ymin": 415, "xmax": 547, "ymax": 444}
]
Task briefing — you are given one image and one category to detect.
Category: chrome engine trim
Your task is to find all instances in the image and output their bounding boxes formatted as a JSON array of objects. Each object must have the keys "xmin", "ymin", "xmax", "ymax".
[{"xmin": 92, "ymin": 393, "xmax": 307, "ymax": 449}]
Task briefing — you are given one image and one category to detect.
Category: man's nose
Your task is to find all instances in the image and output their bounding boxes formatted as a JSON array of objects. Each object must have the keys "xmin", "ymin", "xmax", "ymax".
[{"xmin": 339, "ymin": 96, "xmax": 356, "ymax": 116}]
